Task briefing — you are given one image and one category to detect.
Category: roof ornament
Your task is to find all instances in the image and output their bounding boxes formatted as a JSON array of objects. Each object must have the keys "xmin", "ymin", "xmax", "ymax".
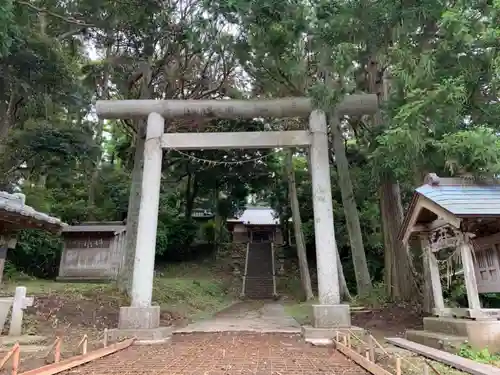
[{"xmin": 424, "ymin": 173, "xmax": 440, "ymax": 186}]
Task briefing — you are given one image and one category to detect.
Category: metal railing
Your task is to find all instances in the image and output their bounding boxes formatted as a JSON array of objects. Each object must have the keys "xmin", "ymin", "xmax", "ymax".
[
  {"xmin": 240, "ymin": 242, "xmax": 250, "ymax": 298},
  {"xmin": 271, "ymin": 242, "xmax": 277, "ymax": 297}
]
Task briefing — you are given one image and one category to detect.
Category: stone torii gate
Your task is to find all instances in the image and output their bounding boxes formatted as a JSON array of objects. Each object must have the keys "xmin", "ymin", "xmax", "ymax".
[{"xmin": 96, "ymin": 95, "xmax": 378, "ymax": 342}]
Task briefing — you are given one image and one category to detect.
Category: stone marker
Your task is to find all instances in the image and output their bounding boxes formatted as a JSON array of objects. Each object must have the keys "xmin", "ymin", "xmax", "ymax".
[{"xmin": 9, "ymin": 286, "xmax": 34, "ymax": 336}]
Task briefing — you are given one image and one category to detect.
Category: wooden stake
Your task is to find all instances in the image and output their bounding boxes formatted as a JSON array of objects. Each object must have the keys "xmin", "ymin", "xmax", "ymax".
[
  {"xmin": 423, "ymin": 363, "xmax": 429, "ymax": 375},
  {"xmin": 365, "ymin": 350, "xmax": 370, "ymax": 360},
  {"xmin": 335, "ymin": 331, "xmax": 339, "ymax": 342},
  {"xmin": 335, "ymin": 339, "xmax": 393, "ymax": 375},
  {"xmin": 19, "ymin": 338, "xmax": 135, "ymax": 375},
  {"xmin": 347, "ymin": 333, "xmax": 351, "ymax": 348},
  {"xmin": 368, "ymin": 335, "xmax": 376, "ymax": 362},
  {"xmin": 12, "ymin": 344, "xmax": 20, "ymax": 375},
  {"xmin": 54, "ymin": 338, "xmax": 61, "ymax": 363},
  {"xmin": 0, "ymin": 343, "xmax": 20, "ymax": 369},
  {"xmin": 343, "ymin": 335, "xmax": 347, "ymax": 346},
  {"xmin": 103, "ymin": 328, "xmax": 108, "ymax": 348},
  {"xmin": 396, "ymin": 357, "xmax": 401, "ymax": 375},
  {"xmin": 77, "ymin": 335, "xmax": 88, "ymax": 355}
]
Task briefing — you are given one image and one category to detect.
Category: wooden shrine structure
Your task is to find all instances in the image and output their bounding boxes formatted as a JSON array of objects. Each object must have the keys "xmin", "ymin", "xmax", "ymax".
[
  {"xmin": 58, "ymin": 222, "xmax": 127, "ymax": 282},
  {"xmin": 399, "ymin": 173, "xmax": 500, "ymax": 319},
  {"xmin": 0, "ymin": 191, "xmax": 65, "ymax": 283}
]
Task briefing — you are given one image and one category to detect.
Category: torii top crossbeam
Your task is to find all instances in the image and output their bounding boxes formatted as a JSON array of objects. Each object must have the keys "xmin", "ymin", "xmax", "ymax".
[{"xmin": 96, "ymin": 94, "xmax": 378, "ymax": 119}]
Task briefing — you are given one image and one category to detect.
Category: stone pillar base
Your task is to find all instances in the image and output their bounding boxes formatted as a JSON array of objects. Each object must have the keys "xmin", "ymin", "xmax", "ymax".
[
  {"xmin": 118, "ymin": 306, "xmax": 160, "ymax": 329},
  {"xmin": 107, "ymin": 306, "xmax": 172, "ymax": 345},
  {"xmin": 302, "ymin": 325, "xmax": 365, "ymax": 346},
  {"xmin": 312, "ymin": 304, "xmax": 351, "ymax": 328},
  {"xmin": 300, "ymin": 304, "xmax": 352, "ymax": 345}
]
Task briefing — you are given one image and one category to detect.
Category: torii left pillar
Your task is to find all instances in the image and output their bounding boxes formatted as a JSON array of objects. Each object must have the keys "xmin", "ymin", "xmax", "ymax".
[{"xmin": 108, "ymin": 112, "xmax": 171, "ymax": 343}]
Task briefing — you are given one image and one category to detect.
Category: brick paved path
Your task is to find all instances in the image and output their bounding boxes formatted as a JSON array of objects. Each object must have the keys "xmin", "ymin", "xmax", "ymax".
[{"xmin": 64, "ymin": 333, "xmax": 367, "ymax": 375}]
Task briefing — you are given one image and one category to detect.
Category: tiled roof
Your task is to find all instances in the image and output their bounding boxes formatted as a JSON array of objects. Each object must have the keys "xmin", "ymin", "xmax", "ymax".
[
  {"xmin": 416, "ymin": 175, "xmax": 500, "ymax": 216},
  {"xmin": 62, "ymin": 225, "xmax": 126, "ymax": 234},
  {"xmin": 227, "ymin": 207, "xmax": 279, "ymax": 225},
  {"xmin": 0, "ymin": 191, "xmax": 65, "ymax": 233}
]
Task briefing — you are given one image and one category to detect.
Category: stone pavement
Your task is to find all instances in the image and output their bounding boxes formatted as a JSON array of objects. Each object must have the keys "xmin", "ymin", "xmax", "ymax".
[
  {"xmin": 174, "ymin": 301, "xmax": 301, "ymax": 334},
  {"xmin": 64, "ymin": 333, "xmax": 367, "ymax": 375}
]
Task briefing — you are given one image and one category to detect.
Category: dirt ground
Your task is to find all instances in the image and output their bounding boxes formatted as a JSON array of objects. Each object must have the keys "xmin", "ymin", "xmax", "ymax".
[
  {"xmin": 1, "ymin": 285, "xmax": 193, "ymax": 373},
  {"xmin": 351, "ymin": 303, "xmax": 424, "ymax": 342}
]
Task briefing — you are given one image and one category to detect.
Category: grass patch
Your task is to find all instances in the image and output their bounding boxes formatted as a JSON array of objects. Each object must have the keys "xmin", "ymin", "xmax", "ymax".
[
  {"xmin": 458, "ymin": 344, "xmax": 500, "ymax": 366},
  {"xmin": 1, "ymin": 261, "xmax": 238, "ymax": 322},
  {"xmin": 284, "ymin": 299, "xmax": 316, "ymax": 325},
  {"xmin": 350, "ymin": 282, "xmax": 390, "ymax": 308},
  {"xmin": 0, "ymin": 279, "xmax": 121, "ymax": 298},
  {"xmin": 153, "ymin": 277, "xmax": 235, "ymax": 320}
]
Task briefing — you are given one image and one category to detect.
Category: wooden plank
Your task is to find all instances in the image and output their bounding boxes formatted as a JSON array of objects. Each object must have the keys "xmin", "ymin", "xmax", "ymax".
[
  {"xmin": 335, "ymin": 340, "xmax": 394, "ymax": 375},
  {"xmin": 461, "ymin": 242, "xmax": 482, "ymax": 310},
  {"xmin": 161, "ymin": 131, "xmax": 311, "ymax": 150},
  {"xmin": 427, "ymin": 247, "xmax": 445, "ymax": 310},
  {"xmin": 19, "ymin": 338, "xmax": 135, "ymax": 375},
  {"xmin": 385, "ymin": 337, "xmax": 500, "ymax": 375}
]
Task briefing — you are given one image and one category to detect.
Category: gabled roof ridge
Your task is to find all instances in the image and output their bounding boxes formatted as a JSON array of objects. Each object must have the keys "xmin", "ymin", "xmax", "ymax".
[{"xmin": 422, "ymin": 173, "xmax": 500, "ymax": 187}]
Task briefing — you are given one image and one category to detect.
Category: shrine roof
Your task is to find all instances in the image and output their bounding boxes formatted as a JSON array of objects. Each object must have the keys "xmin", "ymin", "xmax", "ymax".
[
  {"xmin": 416, "ymin": 179, "xmax": 500, "ymax": 216},
  {"xmin": 62, "ymin": 224, "xmax": 126, "ymax": 235},
  {"xmin": 399, "ymin": 173, "xmax": 500, "ymax": 243},
  {"xmin": 0, "ymin": 191, "xmax": 65, "ymax": 234},
  {"xmin": 227, "ymin": 207, "xmax": 279, "ymax": 226}
]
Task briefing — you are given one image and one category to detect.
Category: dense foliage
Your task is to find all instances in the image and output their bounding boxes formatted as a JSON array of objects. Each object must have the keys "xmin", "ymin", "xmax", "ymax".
[{"xmin": 1, "ymin": 0, "xmax": 499, "ymax": 303}]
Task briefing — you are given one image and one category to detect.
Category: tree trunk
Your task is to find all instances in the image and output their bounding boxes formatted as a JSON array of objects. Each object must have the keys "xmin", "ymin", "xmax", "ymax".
[
  {"xmin": 118, "ymin": 132, "xmax": 145, "ymax": 293},
  {"xmin": 0, "ymin": 90, "xmax": 16, "ymax": 142},
  {"xmin": 379, "ymin": 179, "xmax": 415, "ymax": 300},
  {"xmin": 117, "ymin": 60, "xmax": 153, "ymax": 294},
  {"xmin": 286, "ymin": 149, "xmax": 314, "ymax": 300},
  {"xmin": 329, "ymin": 114, "xmax": 372, "ymax": 295},
  {"xmin": 336, "ymin": 246, "xmax": 352, "ymax": 302},
  {"xmin": 367, "ymin": 60, "xmax": 417, "ymax": 301},
  {"xmin": 184, "ymin": 172, "xmax": 199, "ymax": 219},
  {"xmin": 88, "ymin": 45, "xmax": 111, "ymax": 219}
]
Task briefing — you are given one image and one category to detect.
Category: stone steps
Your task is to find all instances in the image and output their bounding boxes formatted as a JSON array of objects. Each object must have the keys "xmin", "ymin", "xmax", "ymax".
[
  {"xmin": 419, "ymin": 316, "xmax": 500, "ymax": 352},
  {"xmin": 405, "ymin": 329, "xmax": 467, "ymax": 353},
  {"xmin": 244, "ymin": 277, "xmax": 275, "ymax": 299},
  {"xmin": 424, "ymin": 316, "xmax": 479, "ymax": 337},
  {"xmin": 244, "ymin": 242, "xmax": 275, "ymax": 299}
]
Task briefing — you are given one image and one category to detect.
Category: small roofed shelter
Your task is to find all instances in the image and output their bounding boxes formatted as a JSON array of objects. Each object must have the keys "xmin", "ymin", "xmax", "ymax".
[
  {"xmin": 0, "ymin": 191, "xmax": 65, "ymax": 283},
  {"xmin": 226, "ymin": 207, "xmax": 283, "ymax": 244},
  {"xmin": 399, "ymin": 173, "xmax": 500, "ymax": 319},
  {"xmin": 58, "ymin": 222, "xmax": 126, "ymax": 282}
]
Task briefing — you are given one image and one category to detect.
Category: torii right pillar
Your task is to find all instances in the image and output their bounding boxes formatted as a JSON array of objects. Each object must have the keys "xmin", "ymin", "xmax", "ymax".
[{"xmin": 305, "ymin": 110, "xmax": 351, "ymax": 341}]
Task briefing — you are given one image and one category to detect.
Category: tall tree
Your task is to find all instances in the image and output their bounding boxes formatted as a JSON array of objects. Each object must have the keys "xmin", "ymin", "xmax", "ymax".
[
  {"xmin": 329, "ymin": 115, "xmax": 372, "ymax": 295},
  {"xmin": 286, "ymin": 149, "xmax": 314, "ymax": 300}
]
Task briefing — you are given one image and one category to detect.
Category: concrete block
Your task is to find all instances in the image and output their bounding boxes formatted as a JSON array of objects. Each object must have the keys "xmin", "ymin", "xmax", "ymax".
[
  {"xmin": 423, "ymin": 317, "xmax": 500, "ymax": 352},
  {"xmin": 106, "ymin": 326, "xmax": 172, "ymax": 345},
  {"xmin": 302, "ymin": 325, "xmax": 364, "ymax": 341},
  {"xmin": 312, "ymin": 304, "xmax": 351, "ymax": 328},
  {"xmin": 405, "ymin": 329, "xmax": 466, "ymax": 353},
  {"xmin": 118, "ymin": 306, "xmax": 160, "ymax": 330}
]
